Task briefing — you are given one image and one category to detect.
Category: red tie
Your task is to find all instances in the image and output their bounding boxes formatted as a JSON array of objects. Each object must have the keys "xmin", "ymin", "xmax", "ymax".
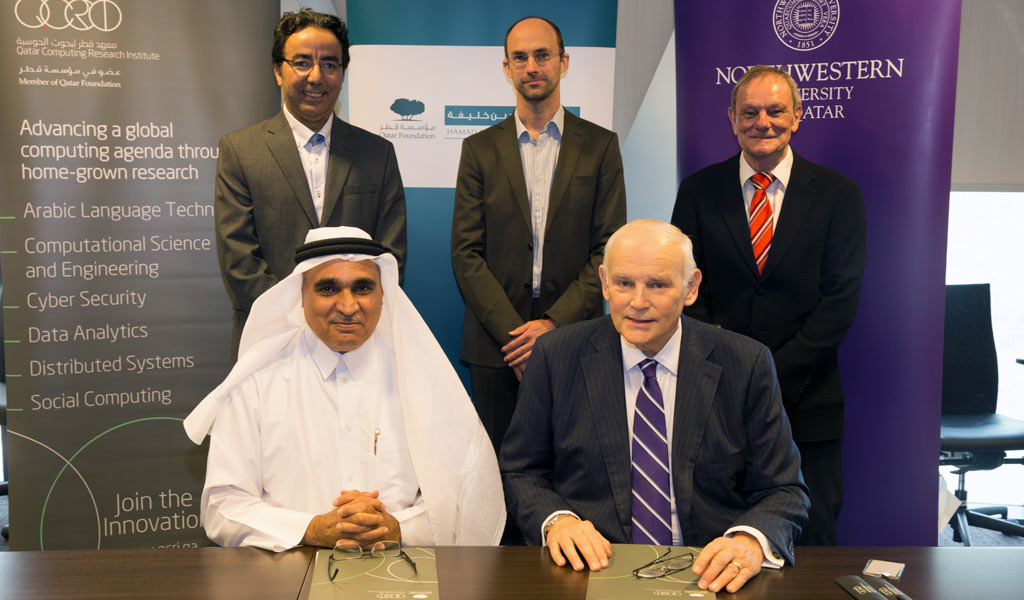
[{"xmin": 749, "ymin": 171, "xmax": 775, "ymax": 274}]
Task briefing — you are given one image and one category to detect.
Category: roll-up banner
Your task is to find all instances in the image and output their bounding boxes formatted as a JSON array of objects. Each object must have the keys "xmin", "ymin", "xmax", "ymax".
[
  {"xmin": 674, "ymin": 1, "xmax": 961, "ymax": 544},
  {"xmin": 345, "ymin": 0, "xmax": 618, "ymax": 382},
  {"xmin": 2, "ymin": 0, "xmax": 279, "ymax": 550}
]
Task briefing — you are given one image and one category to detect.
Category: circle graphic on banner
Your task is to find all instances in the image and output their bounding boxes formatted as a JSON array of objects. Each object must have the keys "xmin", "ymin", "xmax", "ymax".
[
  {"xmin": 773, "ymin": 0, "xmax": 840, "ymax": 52},
  {"xmin": 35, "ymin": 417, "xmax": 204, "ymax": 550}
]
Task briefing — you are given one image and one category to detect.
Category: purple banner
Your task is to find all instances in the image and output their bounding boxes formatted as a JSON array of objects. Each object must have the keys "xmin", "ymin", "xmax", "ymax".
[{"xmin": 674, "ymin": 1, "xmax": 961, "ymax": 545}]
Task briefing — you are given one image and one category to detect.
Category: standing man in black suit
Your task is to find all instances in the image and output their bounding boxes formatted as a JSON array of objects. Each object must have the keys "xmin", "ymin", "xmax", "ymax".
[
  {"xmin": 670, "ymin": 65, "xmax": 866, "ymax": 546},
  {"xmin": 500, "ymin": 220, "xmax": 808, "ymax": 594},
  {"xmin": 216, "ymin": 9, "xmax": 406, "ymax": 361},
  {"xmin": 452, "ymin": 16, "xmax": 626, "ymax": 452}
]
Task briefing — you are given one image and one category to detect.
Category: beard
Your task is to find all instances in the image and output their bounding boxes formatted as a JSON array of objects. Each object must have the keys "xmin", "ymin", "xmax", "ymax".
[{"xmin": 513, "ymin": 74, "xmax": 558, "ymax": 102}]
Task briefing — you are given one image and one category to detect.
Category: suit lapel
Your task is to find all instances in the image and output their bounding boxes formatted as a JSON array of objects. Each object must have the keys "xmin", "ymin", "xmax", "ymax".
[
  {"xmin": 545, "ymin": 111, "xmax": 582, "ymax": 233},
  {"xmin": 322, "ymin": 115, "xmax": 356, "ymax": 226},
  {"xmin": 493, "ymin": 116, "xmax": 532, "ymax": 229},
  {"xmin": 761, "ymin": 151, "xmax": 813, "ymax": 279},
  {"xmin": 716, "ymin": 154, "xmax": 760, "ymax": 279},
  {"xmin": 670, "ymin": 318, "xmax": 722, "ymax": 542},
  {"xmin": 581, "ymin": 319, "xmax": 632, "ymax": 542},
  {"xmin": 264, "ymin": 112, "xmax": 318, "ymax": 227}
]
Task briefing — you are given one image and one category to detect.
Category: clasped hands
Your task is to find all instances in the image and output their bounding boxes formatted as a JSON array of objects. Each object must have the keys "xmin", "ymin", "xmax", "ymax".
[
  {"xmin": 546, "ymin": 516, "xmax": 763, "ymax": 593},
  {"xmin": 502, "ymin": 318, "xmax": 557, "ymax": 380},
  {"xmin": 302, "ymin": 489, "xmax": 401, "ymax": 549}
]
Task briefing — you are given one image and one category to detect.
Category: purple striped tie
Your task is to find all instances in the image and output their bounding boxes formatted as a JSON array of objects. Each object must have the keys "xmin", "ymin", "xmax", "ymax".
[{"xmin": 631, "ymin": 359, "xmax": 673, "ymax": 545}]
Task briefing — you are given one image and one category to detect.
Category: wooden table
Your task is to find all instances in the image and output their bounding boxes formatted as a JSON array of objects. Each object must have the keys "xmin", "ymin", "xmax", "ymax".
[
  {"xmin": 424, "ymin": 546, "xmax": 1024, "ymax": 599},
  {"xmin": 0, "ymin": 546, "xmax": 314, "ymax": 599},
  {"xmin": 4, "ymin": 545, "xmax": 1023, "ymax": 599}
]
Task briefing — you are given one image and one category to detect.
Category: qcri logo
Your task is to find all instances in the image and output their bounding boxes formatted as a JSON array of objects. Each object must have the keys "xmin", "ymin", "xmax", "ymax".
[
  {"xmin": 15, "ymin": 0, "xmax": 123, "ymax": 32},
  {"xmin": 773, "ymin": 0, "xmax": 839, "ymax": 52}
]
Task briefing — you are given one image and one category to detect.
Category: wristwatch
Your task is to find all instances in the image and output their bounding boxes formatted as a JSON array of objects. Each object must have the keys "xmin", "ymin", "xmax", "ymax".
[{"xmin": 543, "ymin": 513, "xmax": 577, "ymax": 537}]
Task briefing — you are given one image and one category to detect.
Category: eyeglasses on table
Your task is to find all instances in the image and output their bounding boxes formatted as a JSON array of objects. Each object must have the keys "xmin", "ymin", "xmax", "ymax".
[{"xmin": 327, "ymin": 540, "xmax": 418, "ymax": 582}]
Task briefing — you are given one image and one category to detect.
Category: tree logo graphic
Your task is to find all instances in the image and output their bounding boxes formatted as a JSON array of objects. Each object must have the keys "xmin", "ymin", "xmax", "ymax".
[{"xmin": 390, "ymin": 98, "xmax": 425, "ymax": 120}]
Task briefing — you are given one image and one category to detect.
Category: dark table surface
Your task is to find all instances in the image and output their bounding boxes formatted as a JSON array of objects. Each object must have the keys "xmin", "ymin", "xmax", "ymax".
[
  {"xmin": 0, "ymin": 545, "xmax": 314, "ymax": 599},
  {"xmin": 5, "ymin": 544, "xmax": 1024, "ymax": 599},
  {"xmin": 427, "ymin": 545, "xmax": 1024, "ymax": 599}
]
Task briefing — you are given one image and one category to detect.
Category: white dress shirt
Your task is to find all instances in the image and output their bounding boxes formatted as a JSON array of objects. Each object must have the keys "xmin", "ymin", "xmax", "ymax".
[
  {"xmin": 202, "ymin": 327, "xmax": 431, "ymax": 551},
  {"xmin": 282, "ymin": 107, "xmax": 332, "ymax": 222},
  {"xmin": 738, "ymin": 144, "xmax": 794, "ymax": 230},
  {"xmin": 514, "ymin": 106, "xmax": 564, "ymax": 298}
]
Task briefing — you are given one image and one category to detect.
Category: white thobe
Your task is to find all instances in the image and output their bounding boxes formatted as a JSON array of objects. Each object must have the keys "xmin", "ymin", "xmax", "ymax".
[{"xmin": 201, "ymin": 327, "xmax": 432, "ymax": 551}]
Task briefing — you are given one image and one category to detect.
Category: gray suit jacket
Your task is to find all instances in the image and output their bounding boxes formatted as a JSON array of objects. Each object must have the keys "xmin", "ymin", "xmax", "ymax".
[
  {"xmin": 451, "ymin": 111, "xmax": 626, "ymax": 368},
  {"xmin": 500, "ymin": 315, "xmax": 809, "ymax": 563},
  {"xmin": 215, "ymin": 111, "xmax": 406, "ymax": 358}
]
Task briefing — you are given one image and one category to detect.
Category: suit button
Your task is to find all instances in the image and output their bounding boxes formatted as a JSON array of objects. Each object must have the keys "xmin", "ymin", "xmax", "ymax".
[
  {"xmin": 756, "ymin": 287, "xmax": 766, "ymax": 295},
  {"xmin": 745, "ymin": 327, "xmax": 753, "ymax": 335},
  {"xmin": 523, "ymin": 282, "xmax": 531, "ymax": 289},
  {"xmin": 528, "ymin": 242, "xmax": 534, "ymax": 250}
]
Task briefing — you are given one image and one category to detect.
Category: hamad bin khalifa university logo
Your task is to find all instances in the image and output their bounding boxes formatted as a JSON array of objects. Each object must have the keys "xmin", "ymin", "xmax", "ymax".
[{"xmin": 773, "ymin": 0, "xmax": 839, "ymax": 51}]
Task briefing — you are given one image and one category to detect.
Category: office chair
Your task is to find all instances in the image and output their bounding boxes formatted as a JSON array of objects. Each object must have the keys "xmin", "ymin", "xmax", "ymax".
[{"xmin": 939, "ymin": 283, "xmax": 1024, "ymax": 546}]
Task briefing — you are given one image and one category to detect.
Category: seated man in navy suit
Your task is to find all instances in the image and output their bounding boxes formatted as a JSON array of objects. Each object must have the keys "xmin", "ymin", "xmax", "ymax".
[{"xmin": 500, "ymin": 220, "xmax": 808, "ymax": 593}]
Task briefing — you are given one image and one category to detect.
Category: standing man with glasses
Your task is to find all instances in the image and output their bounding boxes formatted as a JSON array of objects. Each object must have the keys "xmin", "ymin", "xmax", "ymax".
[
  {"xmin": 452, "ymin": 16, "xmax": 626, "ymax": 455},
  {"xmin": 500, "ymin": 220, "xmax": 808, "ymax": 594},
  {"xmin": 670, "ymin": 66, "xmax": 866, "ymax": 546},
  {"xmin": 216, "ymin": 9, "xmax": 406, "ymax": 362}
]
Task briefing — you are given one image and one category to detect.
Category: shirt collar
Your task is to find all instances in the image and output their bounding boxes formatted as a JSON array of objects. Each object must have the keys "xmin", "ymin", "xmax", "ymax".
[
  {"xmin": 619, "ymin": 318, "xmax": 682, "ymax": 376},
  {"xmin": 282, "ymin": 106, "xmax": 333, "ymax": 151},
  {"xmin": 302, "ymin": 325, "xmax": 376, "ymax": 380},
  {"xmin": 739, "ymin": 144, "xmax": 793, "ymax": 190},
  {"xmin": 515, "ymin": 106, "xmax": 564, "ymax": 142}
]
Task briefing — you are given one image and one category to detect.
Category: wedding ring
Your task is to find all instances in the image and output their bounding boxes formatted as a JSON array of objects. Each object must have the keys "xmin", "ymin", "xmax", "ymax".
[{"xmin": 731, "ymin": 560, "xmax": 743, "ymax": 572}]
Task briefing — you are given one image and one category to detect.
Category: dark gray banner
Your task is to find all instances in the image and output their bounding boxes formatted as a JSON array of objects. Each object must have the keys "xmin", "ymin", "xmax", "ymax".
[{"xmin": 1, "ymin": 0, "xmax": 279, "ymax": 550}]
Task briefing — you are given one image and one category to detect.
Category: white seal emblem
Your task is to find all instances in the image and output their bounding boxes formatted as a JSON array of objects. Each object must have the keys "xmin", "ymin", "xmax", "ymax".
[{"xmin": 773, "ymin": 0, "xmax": 840, "ymax": 52}]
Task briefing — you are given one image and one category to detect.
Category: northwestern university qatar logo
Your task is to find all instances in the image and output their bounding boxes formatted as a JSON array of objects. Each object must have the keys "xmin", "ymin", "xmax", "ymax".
[{"xmin": 773, "ymin": 0, "xmax": 839, "ymax": 52}]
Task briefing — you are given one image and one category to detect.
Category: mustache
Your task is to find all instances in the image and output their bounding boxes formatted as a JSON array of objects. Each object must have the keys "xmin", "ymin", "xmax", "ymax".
[{"xmin": 329, "ymin": 315, "xmax": 362, "ymax": 324}]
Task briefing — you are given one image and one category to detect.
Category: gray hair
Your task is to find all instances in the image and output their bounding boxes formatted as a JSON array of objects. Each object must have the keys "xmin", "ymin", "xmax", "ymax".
[
  {"xmin": 731, "ymin": 65, "xmax": 801, "ymax": 111},
  {"xmin": 603, "ymin": 220, "xmax": 697, "ymax": 282}
]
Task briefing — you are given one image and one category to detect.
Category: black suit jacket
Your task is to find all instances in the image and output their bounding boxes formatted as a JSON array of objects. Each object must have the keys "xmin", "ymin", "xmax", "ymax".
[
  {"xmin": 451, "ymin": 111, "xmax": 626, "ymax": 367},
  {"xmin": 671, "ymin": 151, "xmax": 865, "ymax": 442},
  {"xmin": 500, "ymin": 315, "xmax": 809, "ymax": 563},
  {"xmin": 215, "ymin": 112, "xmax": 406, "ymax": 358}
]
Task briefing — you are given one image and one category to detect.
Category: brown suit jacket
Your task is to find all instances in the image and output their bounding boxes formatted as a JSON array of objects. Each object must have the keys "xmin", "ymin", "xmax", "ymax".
[
  {"xmin": 215, "ymin": 111, "xmax": 406, "ymax": 359},
  {"xmin": 451, "ymin": 111, "xmax": 626, "ymax": 367}
]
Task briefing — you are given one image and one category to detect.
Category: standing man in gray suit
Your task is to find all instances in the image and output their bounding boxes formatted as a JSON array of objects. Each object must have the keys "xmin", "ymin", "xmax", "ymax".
[
  {"xmin": 216, "ymin": 9, "xmax": 406, "ymax": 361},
  {"xmin": 500, "ymin": 220, "xmax": 808, "ymax": 594},
  {"xmin": 452, "ymin": 16, "xmax": 626, "ymax": 452}
]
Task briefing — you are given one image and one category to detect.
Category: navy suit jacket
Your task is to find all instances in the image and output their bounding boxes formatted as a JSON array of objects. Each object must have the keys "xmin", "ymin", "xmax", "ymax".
[
  {"xmin": 500, "ymin": 315, "xmax": 809, "ymax": 563},
  {"xmin": 671, "ymin": 151, "xmax": 865, "ymax": 442}
]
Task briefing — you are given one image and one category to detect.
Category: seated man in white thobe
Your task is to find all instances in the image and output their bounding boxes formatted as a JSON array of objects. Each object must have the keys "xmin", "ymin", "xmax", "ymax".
[{"xmin": 184, "ymin": 226, "xmax": 504, "ymax": 551}]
